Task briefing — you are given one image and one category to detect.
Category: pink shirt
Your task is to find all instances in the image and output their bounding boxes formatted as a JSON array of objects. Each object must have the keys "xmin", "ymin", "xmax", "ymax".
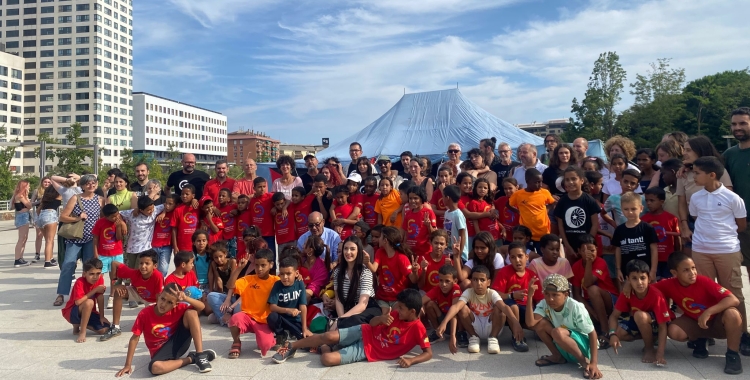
[
  {"xmin": 305, "ymin": 258, "xmax": 329, "ymax": 295},
  {"xmin": 528, "ymin": 257, "xmax": 573, "ymax": 281}
]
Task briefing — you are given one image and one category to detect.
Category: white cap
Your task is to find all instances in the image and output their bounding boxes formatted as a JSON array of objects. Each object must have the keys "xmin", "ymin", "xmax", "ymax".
[{"xmin": 347, "ymin": 172, "xmax": 362, "ymax": 183}]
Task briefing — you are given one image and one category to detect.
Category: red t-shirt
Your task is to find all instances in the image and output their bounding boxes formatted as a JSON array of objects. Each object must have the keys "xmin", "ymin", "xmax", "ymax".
[
  {"xmin": 420, "ymin": 255, "xmax": 451, "ymax": 293},
  {"xmin": 171, "ymin": 204, "xmax": 199, "ymax": 251},
  {"xmin": 235, "ymin": 210, "xmax": 253, "ymax": 261},
  {"xmin": 429, "ymin": 188, "xmax": 448, "ymax": 229},
  {"xmin": 494, "ymin": 196, "xmax": 519, "ymax": 241},
  {"xmin": 219, "ymin": 204, "xmax": 238, "ymax": 241},
  {"xmin": 152, "ymin": 210, "xmax": 173, "ymax": 248},
  {"xmin": 204, "ymin": 216, "xmax": 225, "ymax": 244},
  {"xmin": 349, "ymin": 193, "xmax": 363, "ymax": 211},
  {"xmin": 274, "ymin": 211, "xmax": 296, "ymax": 244},
  {"xmin": 360, "ymin": 311, "xmax": 430, "ymax": 361},
  {"xmin": 115, "ymin": 263, "xmax": 164, "ymax": 303},
  {"xmin": 401, "ymin": 206, "xmax": 437, "ymax": 258},
  {"xmin": 291, "ymin": 195, "xmax": 315, "ymax": 237},
  {"xmin": 491, "ymin": 265, "xmax": 543, "ymax": 306},
  {"xmin": 92, "ymin": 218, "xmax": 122, "ymax": 257},
  {"xmin": 333, "ymin": 203, "xmax": 356, "ymax": 239},
  {"xmin": 132, "ymin": 303, "xmax": 191, "ymax": 357},
  {"xmin": 203, "ymin": 177, "xmax": 236, "ymax": 205},
  {"xmin": 641, "ymin": 211, "xmax": 680, "ymax": 262},
  {"xmin": 653, "ymin": 275, "xmax": 732, "ymax": 321},
  {"xmin": 571, "ymin": 257, "xmax": 619, "ymax": 300},
  {"xmin": 374, "ymin": 249, "xmax": 413, "ymax": 301},
  {"xmin": 614, "ymin": 286, "xmax": 672, "ymax": 324},
  {"xmin": 250, "ymin": 193, "xmax": 274, "ymax": 237},
  {"xmin": 457, "ymin": 195, "xmax": 474, "ymax": 236},
  {"xmin": 361, "ymin": 193, "xmax": 380, "ymax": 228},
  {"xmin": 425, "ymin": 283, "xmax": 462, "ymax": 314},
  {"xmin": 165, "ymin": 271, "xmax": 199, "ymax": 289},
  {"xmin": 467, "ymin": 199, "xmax": 500, "ymax": 240},
  {"xmin": 299, "ymin": 266, "xmax": 311, "ymax": 287},
  {"xmin": 62, "ymin": 276, "xmax": 105, "ymax": 322}
]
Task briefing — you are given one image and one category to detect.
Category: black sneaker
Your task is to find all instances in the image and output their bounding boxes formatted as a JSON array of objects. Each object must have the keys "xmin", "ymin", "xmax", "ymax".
[
  {"xmin": 741, "ymin": 333, "xmax": 750, "ymax": 356},
  {"xmin": 428, "ymin": 331, "xmax": 442, "ymax": 343},
  {"xmin": 50, "ymin": 258, "xmax": 58, "ymax": 266},
  {"xmin": 692, "ymin": 338, "xmax": 709, "ymax": 359},
  {"xmin": 275, "ymin": 330, "xmax": 290, "ymax": 347},
  {"xmin": 709, "ymin": 338, "xmax": 716, "ymax": 346},
  {"xmin": 725, "ymin": 351, "xmax": 743, "ymax": 375},
  {"xmin": 192, "ymin": 351, "xmax": 214, "ymax": 373},
  {"xmin": 43, "ymin": 261, "xmax": 56, "ymax": 269},
  {"xmin": 272, "ymin": 341, "xmax": 297, "ymax": 364},
  {"xmin": 456, "ymin": 331, "xmax": 469, "ymax": 348},
  {"xmin": 99, "ymin": 326, "xmax": 122, "ymax": 341},
  {"xmin": 14, "ymin": 259, "xmax": 30, "ymax": 267},
  {"xmin": 33, "ymin": 253, "xmax": 40, "ymax": 262},
  {"xmin": 512, "ymin": 338, "xmax": 529, "ymax": 352}
]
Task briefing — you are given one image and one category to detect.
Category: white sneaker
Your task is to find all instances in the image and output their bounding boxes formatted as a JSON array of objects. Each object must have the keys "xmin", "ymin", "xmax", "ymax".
[
  {"xmin": 487, "ymin": 337, "xmax": 500, "ymax": 354},
  {"xmin": 106, "ymin": 296, "xmax": 113, "ymax": 309},
  {"xmin": 468, "ymin": 335, "xmax": 481, "ymax": 353}
]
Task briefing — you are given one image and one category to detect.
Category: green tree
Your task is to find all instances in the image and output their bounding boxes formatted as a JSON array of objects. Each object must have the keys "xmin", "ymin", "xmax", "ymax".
[
  {"xmin": 228, "ymin": 164, "xmax": 244, "ymax": 179},
  {"xmin": 0, "ymin": 126, "xmax": 18, "ymax": 199},
  {"xmin": 54, "ymin": 123, "xmax": 95, "ymax": 175},
  {"xmin": 164, "ymin": 143, "xmax": 183, "ymax": 175},
  {"xmin": 119, "ymin": 149, "xmax": 166, "ymax": 185},
  {"xmin": 564, "ymin": 52, "xmax": 627, "ymax": 141}
]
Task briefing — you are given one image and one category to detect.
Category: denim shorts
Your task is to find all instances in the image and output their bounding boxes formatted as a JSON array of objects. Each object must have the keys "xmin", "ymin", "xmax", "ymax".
[
  {"xmin": 14, "ymin": 211, "xmax": 30, "ymax": 229},
  {"xmin": 337, "ymin": 325, "xmax": 367, "ymax": 364},
  {"xmin": 36, "ymin": 209, "xmax": 58, "ymax": 228}
]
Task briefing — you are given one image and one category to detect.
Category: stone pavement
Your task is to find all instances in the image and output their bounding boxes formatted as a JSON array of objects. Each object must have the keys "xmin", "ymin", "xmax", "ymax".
[{"xmin": 1, "ymin": 220, "xmax": 749, "ymax": 380}]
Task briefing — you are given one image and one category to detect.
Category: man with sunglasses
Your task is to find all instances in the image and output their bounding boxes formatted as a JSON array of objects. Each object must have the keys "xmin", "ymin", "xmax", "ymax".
[
  {"xmin": 376, "ymin": 155, "xmax": 405, "ymax": 190},
  {"xmin": 446, "ymin": 143, "xmax": 463, "ymax": 175},
  {"xmin": 296, "ymin": 212, "xmax": 341, "ymax": 263}
]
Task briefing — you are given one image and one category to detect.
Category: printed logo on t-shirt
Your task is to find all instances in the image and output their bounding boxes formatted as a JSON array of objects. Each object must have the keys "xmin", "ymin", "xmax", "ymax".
[
  {"xmin": 178, "ymin": 180, "xmax": 189, "ymax": 191},
  {"xmin": 375, "ymin": 326, "xmax": 402, "ymax": 348},
  {"xmin": 152, "ymin": 324, "xmax": 171, "ymax": 339},
  {"xmin": 682, "ymin": 297, "xmax": 707, "ymax": 314},
  {"xmin": 406, "ymin": 218, "xmax": 419, "ymax": 239},
  {"xmin": 564, "ymin": 206, "xmax": 586, "ymax": 228}
]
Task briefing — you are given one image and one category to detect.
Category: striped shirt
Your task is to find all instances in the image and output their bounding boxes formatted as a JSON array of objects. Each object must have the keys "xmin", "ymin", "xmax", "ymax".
[{"xmin": 332, "ymin": 265, "xmax": 375, "ymax": 310}]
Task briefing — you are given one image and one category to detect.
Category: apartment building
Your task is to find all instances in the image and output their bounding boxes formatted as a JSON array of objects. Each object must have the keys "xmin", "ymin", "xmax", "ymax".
[
  {"xmin": 0, "ymin": 49, "xmax": 26, "ymax": 173},
  {"xmin": 0, "ymin": 0, "xmax": 134, "ymax": 171},
  {"xmin": 227, "ymin": 130, "xmax": 279, "ymax": 164},
  {"xmin": 517, "ymin": 118, "xmax": 568, "ymax": 137},
  {"xmin": 132, "ymin": 92, "xmax": 227, "ymax": 166}
]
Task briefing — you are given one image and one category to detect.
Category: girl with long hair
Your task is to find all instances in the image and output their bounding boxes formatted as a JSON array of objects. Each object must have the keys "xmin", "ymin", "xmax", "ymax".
[{"xmin": 13, "ymin": 180, "xmax": 32, "ymax": 267}]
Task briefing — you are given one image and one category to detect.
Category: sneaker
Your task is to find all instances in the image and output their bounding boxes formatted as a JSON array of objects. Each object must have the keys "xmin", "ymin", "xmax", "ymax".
[
  {"xmin": 127, "ymin": 300, "xmax": 138, "ymax": 308},
  {"xmin": 741, "ymin": 333, "xmax": 750, "ymax": 356},
  {"xmin": 106, "ymin": 296, "xmax": 113, "ymax": 309},
  {"xmin": 512, "ymin": 338, "xmax": 529, "ymax": 352},
  {"xmin": 275, "ymin": 330, "xmax": 290, "ymax": 347},
  {"xmin": 428, "ymin": 331, "xmax": 442, "ymax": 343},
  {"xmin": 50, "ymin": 258, "xmax": 58, "ymax": 266},
  {"xmin": 272, "ymin": 342, "xmax": 297, "ymax": 364},
  {"xmin": 487, "ymin": 337, "xmax": 500, "ymax": 354},
  {"xmin": 99, "ymin": 326, "xmax": 122, "ymax": 341},
  {"xmin": 692, "ymin": 338, "xmax": 709, "ymax": 359},
  {"xmin": 43, "ymin": 261, "xmax": 56, "ymax": 269},
  {"xmin": 725, "ymin": 351, "xmax": 743, "ymax": 374},
  {"xmin": 33, "ymin": 253, "xmax": 40, "ymax": 263},
  {"xmin": 456, "ymin": 331, "xmax": 469, "ymax": 348},
  {"xmin": 192, "ymin": 351, "xmax": 214, "ymax": 373},
  {"xmin": 207, "ymin": 313, "xmax": 219, "ymax": 324},
  {"xmin": 468, "ymin": 335, "xmax": 480, "ymax": 353},
  {"xmin": 709, "ymin": 338, "xmax": 716, "ymax": 346},
  {"xmin": 13, "ymin": 259, "xmax": 30, "ymax": 267}
]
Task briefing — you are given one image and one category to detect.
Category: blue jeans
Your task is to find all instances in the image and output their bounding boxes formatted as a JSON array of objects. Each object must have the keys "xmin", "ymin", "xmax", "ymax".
[
  {"xmin": 57, "ymin": 241, "xmax": 94, "ymax": 296},
  {"xmin": 206, "ymin": 291, "xmax": 239, "ymax": 326},
  {"xmin": 153, "ymin": 246, "xmax": 172, "ymax": 278}
]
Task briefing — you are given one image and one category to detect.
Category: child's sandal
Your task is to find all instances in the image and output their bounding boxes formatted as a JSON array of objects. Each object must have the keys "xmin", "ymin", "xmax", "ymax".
[{"xmin": 228, "ymin": 342, "xmax": 241, "ymax": 359}]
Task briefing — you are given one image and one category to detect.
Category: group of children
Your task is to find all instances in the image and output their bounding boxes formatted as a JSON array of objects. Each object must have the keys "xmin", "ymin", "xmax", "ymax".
[{"xmin": 58, "ymin": 155, "xmax": 749, "ymax": 377}]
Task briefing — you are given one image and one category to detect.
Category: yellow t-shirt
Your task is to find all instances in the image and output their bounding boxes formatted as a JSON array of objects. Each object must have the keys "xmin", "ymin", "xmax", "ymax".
[
  {"xmin": 509, "ymin": 189, "xmax": 555, "ymax": 241},
  {"xmin": 234, "ymin": 274, "xmax": 280, "ymax": 323},
  {"xmin": 375, "ymin": 190, "xmax": 403, "ymax": 227}
]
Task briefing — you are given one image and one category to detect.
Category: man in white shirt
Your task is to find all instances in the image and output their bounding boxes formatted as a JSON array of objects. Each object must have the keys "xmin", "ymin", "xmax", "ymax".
[
  {"xmin": 511, "ymin": 143, "xmax": 548, "ymax": 189},
  {"xmin": 447, "ymin": 143, "xmax": 463, "ymax": 175}
]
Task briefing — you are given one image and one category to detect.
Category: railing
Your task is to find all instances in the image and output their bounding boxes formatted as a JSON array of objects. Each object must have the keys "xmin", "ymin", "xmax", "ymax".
[{"xmin": 0, "ymin": 200, "xmax": 10, "ymax": 212}]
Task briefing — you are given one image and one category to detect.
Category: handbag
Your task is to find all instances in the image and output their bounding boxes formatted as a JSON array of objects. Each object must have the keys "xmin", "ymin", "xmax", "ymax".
[{"xmin": 58, "ymin": 196, "xmax": 85, "ymax": 240}]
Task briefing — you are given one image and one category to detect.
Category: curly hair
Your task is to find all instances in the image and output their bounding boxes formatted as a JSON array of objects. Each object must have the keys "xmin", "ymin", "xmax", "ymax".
[
  {"xmin": 604, "ymin": 135, "xmax": 637, "ymax": 161},
  {"xmin": 655, "ymin": 140, "xmax": 683, "ymax": 159},
  {"xmin": 275, "ymin": 155, "xmax": 295, "ymax": 171}
]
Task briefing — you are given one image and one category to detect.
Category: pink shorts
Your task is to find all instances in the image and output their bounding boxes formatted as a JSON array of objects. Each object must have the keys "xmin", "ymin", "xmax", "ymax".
[{"xmin": 228, "ymin": 312, "xmax": 275, "ymax": 356}]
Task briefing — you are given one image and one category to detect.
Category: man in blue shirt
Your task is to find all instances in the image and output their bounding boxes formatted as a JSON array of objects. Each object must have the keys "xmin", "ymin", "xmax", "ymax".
[{"xmin": 296, "ymin": 212, "xmax": 341, "ymax": 262}]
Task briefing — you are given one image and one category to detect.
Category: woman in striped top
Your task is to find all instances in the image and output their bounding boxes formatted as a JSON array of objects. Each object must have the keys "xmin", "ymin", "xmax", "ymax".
[{"xmin": 331, "ymin": 236, "xmax": 381, "ymax": 332}]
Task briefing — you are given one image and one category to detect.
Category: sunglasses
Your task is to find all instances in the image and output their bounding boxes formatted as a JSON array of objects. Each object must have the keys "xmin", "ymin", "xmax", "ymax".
[
  {"xmin": 377, "ymin": 162, "xmax": 390, "ymax": 166},
  {"xmin": 308, "ymin": 221, "xmax": 322, "ymax": 228},
  {"xmin": 498, "ymin": 150, "xmax": 511, "ymax": 153},
  {"xmin": 448, "ymin": 149, "xmax": 460, "ymax": 154}
]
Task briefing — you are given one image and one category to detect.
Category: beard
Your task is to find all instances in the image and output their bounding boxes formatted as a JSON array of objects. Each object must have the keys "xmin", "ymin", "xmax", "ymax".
[{"xmin": 734, "ymin": 131, "xmax": 749, "ymax": 142}]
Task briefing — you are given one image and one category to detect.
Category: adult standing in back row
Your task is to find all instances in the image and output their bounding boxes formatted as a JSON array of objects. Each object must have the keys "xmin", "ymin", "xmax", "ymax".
[
  {"xmin": 166, "ymin": 153, "xmax": 210, "ymax": 200},
  {"xmin": 724, "ymin": 107, "xmax": 750, "ymax": 282},
  {"xmin": 204, "ymin": 159, "xmax": 236, "ymax": 204}
]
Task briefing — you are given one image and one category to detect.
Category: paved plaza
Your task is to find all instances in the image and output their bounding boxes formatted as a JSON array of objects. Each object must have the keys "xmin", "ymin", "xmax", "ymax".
[{"xmin": 1, "ymin": 220, "xmax": 749, "ymax": 380}]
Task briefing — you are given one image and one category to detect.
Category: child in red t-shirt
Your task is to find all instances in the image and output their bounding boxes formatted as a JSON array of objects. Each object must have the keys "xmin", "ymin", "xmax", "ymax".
[
  {"xmin": 494, "ymin": 177, "xmax": 520, "ymax": 244},
  {"xmin": 102, "ymin": 250, "xmax": 164, "ymax": 342},
  {"xmin": 402, "ymin": 187, "xmax": 437, "ymax": 260},
  {"xmin": 430, "ymin": 166, "xmax": 454, "ymax": 229},
  {"xmin": 331, "ymin": 185, "xmax": 360, "ymax": 240},
  {"xmin": 250, "ymin": 177, "xmax": 276, "ymax": 253},
  {"xmin": 345, "ymin": 173, "xmax": 364, "ymax": 217},
  {"xmin": 607, "ymin": 259, "xmax": 671, "ymax": 366},
  {"xmin": 152, "ymin": 195, "xmax": 177, "ymax": 277},
  {"xmin": 641, "ymin": 187, "xmax": 681, "ymax": 280},
  {"xmin": 365, "ymin": 226, "xmax": 419, "ymax": 315},
  {"xmin": 93, "ymin": 204, "xmax": 127, "ymax": 276},
  {"xmin": 200, "ymin": 199, "xmax": 224, "ymax": 245},
  {"xmin": 418, "ymin": 230, "xmax": 451, "ymax": 293},
  {"xmin": 171, "ymin": 185, "xmax": 199, "ymax": 252},
  {"xmin": 62, "ymin": 258, "xmax": 110, "ymax": 343},
  {"xmin": 115, "ymin": 283, "xmax": 216, "ymax": 376},
  {"xmin": 466, "ymin": 178, "xmax": 502, "ymax": 242},
  {"xmin": 361, "ymin": 177, "xmax": 380, "ymax": 228},
  {"xmin": 235, "ymin": 195, "xmax": 252, "ymax": 261},
  {"xmin": 272, "ymin": 192, "xmax": 297, "ymax": 251},
  {"xmin": 290, "ymin": 186, "xmax": 315, "ymax": 238},
  {"xmin": 271, "ymin": 289, "xmax": 432, "ymax": 367},
  {"xmin": 455, "ymin": 173, "xmax": 476, "ymax": 238},
  {"xmin": 570, "ymin": 234, "xmax": 619, "ymax": 344},
  {"xmin": 492, "ymin": 242, "xmax": 543, "ymax": 324},
  {"xmin": 422, "ymin": 264, "xmax": 461, "ymax": 353},
  {"xmin": 218, "ymin": 189, "xmax": 238, "ymax": 253},
  {"xmin": 165, "ymin": 251, "xmax": 199, "ymax": 290}
]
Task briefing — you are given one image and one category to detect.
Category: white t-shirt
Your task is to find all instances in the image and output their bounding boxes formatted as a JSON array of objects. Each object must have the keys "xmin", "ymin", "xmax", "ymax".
[
  {"xmin": 444, "ymin": 209, "xmax": 469, "ymax": 262},
  {"xmin": 465, "ymin": 253, "xmax": 505, "ymax": 271},
  {"xmin": 459, "ymin": 288, "xmax": 501, "ymax": 317},
  {"xmin": 513, "ymin": 160, "xmax": 548, "ymax": 189},
  {"xmin": 602, "ymin": 177, "xmax": 643, "ymax": 196},
  {"xmin": 689, "ymin": 185, "xmax": 746, "ymax": 254}
]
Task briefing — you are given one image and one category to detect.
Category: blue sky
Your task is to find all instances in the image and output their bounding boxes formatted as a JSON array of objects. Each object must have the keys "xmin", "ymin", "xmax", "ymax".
[{"xmin": 134, "ymin": 0, "xmax": 750, "ymax": 146}]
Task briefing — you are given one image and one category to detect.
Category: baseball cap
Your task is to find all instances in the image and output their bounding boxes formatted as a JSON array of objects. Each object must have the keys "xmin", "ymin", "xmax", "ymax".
[
  {"xmin": 376, "ymin": 155, "xmax": 391, "ymax": 163},
  {"xmin": 542, "ymin": 273, "xmax": 570, "ymax": 292},
  {"xmin": 347, "ymin": 172, "xmax": 362, "ymax": 183}
]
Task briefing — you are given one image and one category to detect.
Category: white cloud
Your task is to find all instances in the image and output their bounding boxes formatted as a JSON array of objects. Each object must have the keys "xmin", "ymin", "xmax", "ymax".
[{"xmin": 168, "ymin": 0, "xmax": 282, "ymax": 27}]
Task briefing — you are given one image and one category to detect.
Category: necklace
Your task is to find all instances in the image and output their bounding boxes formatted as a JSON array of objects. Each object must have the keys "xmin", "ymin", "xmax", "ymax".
[{"xmin": 111, "ymin": 190, "xmax": 129, "ymax": 208}]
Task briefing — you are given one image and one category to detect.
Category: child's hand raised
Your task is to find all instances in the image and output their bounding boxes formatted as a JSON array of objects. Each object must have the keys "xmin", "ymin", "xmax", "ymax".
[
  {"xmin": 420, "ymin": 257, "xmax": 429, "ymax": 270},
  {"xmin": 363, "ymin": 251, "xmax": 370, "ymax": 263},
  {"xmin": 238, "ymin": 256, "xmax": 249, "ymax": 268},
  {"xmin": 528, "ymin": 276, "xmax": 539, "ymax": 294},
  {"xmin": 423, "ymin": 213, "xmax": 432, "ymax": 227},
  {"xmin": 451, "ymin": 236, "xmax": 461, "ymax": 256},
  {"xmin": 383, "ymin": 308, "xmax": 394, "ymax": 325}
]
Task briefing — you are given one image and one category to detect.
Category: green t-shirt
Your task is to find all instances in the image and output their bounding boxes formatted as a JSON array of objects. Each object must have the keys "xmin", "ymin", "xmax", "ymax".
[{"xmin": 723, "ymin": 145, "xmax": 750, "ymax": 207}]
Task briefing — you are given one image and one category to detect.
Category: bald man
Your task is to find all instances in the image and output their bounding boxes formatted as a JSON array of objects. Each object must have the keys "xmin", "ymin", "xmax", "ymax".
[
  {"xmin": 573, "ymin": 138, "xmax": 589, "ymax": 161},
  {"xmin": 166, "ymin": 153, "xmax": 210, "ymax": 199},
  {"xmin": 296, "ymin": 211, "xmax": 341, "ymax": 262}
]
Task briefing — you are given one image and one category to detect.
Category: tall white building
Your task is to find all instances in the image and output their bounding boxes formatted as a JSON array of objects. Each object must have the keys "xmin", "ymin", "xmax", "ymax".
[
  {"xmin": 0, "ymin": 49, "xmax": 26, "ymax": 173},
  {"xmin": 132, "ymin": 92, "xmax": 227, "ymax": 166},
  {"xmin": 0, "ymin": 0, "xmax": 134, "ymax": 171}
]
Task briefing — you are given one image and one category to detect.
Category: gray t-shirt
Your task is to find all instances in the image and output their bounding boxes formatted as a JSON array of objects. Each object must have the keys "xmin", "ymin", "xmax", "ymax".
[{"xmin": 56, "ymin": 186, "xmax": 82, "ymax": 207}]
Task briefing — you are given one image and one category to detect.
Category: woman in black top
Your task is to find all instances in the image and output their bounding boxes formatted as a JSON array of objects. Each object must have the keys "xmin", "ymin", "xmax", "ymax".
[
  {"xmin": 37, "ymin": 185, "xmax": 62, "ymax": 268},
  {"xmin": 12, "ymin": 180, "xmax": 32, "ymax": 267},
  {"xmin": 330, "ymin": 236, "xmax": 380, "ymax": 332},
  {"xmin": 542, "ymin": 144, "xmax": 578, "ymax": 199}
]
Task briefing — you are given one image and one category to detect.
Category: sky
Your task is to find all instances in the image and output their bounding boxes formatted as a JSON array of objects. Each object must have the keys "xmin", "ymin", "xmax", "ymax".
[{"xmin": 134, "ymin": 0, "xmax": 750, "ymax": 146}]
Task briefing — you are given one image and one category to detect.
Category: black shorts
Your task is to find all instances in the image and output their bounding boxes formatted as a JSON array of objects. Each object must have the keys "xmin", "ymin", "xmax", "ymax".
[
  {"xmin": 148, "ymin": 320, "xmax": 192, "ymax": 374},
  {"xmin": 69, "ymin": 307, "xmax": 109, "ymax": 331},
  {"xmin": 503, "ymin": 298, "xmax": 526, "ymax": 316}
]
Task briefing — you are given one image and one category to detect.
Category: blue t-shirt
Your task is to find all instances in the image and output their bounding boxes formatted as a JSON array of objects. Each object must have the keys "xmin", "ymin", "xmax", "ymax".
[
  {"xmin": 443, "ymin": 209, "xmax": 469, "ymax": 262},
  {"xmin": 194, "ymin": 253, "xmax": 209, "ymax": 285},
  {"xmin": 268, "ymin": 279, "xmax": 307, "ymax": 321}
]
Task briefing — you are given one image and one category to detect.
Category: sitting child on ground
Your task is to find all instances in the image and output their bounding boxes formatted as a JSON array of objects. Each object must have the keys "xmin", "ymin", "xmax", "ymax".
[
  {"xmin": 491, "ymin": 243, "xmax": 543, "ymax": 330},
  {"xmin": 422, "ymin": 264, "xmax": 461, "ymax": 352},
  {"xmin": 165, "ymin": 251, "xmax": 199, "ymax": 289},
  {"xmin": 528, "ymin": 233, "xmax": 573, "ymax": 281},
  {"xmin": 62, "ymin": 258, "xmax": 110, "ymax": 343},
  {"xmin": 267, "ymin": 257, "xmax": 311, "ymax": 347}
]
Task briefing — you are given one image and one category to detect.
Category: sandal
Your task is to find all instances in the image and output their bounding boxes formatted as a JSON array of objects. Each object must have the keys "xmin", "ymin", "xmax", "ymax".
[
  {"xmin": 228, "ymin": 342, "xmax": 241, "ymax": 359},
  {"xmin": 53, "ymin": 295, "xmax": 64, "ymax": 307},
  {"xmin": 535, "ymin": 355, "xmax": 565, "ymax": 367}
]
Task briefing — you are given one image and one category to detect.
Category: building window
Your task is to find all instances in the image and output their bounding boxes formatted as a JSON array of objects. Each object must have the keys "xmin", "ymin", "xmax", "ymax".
[
  {"xmin": 22, "ymin": 51, "xmax": 37, "ymax": 58},
  {"xmin": 76, "ymin": 81, "xmax": 89, "ymax": 89},
  {"xmin": 76, "ymin": 15, "xmax": 89, "ymax": 22},
  {"xmin": 40, "ymin": 95, "xmax": 54, "ymax": 102},
  {"xmin": 5, "ymin": 42, "xmax": 20, "ymax": 49},
  {"xmin": 75, "ymin": 59, "xmax": 89, "ymax": 66},
  {"xmin": 7, "ymin": 20, "xmax": 20, "ymax": 27},
  {"xmin": 23, "ymin": 19, "xmax": 37, "ymax": 26},
  {"xmin": 40, "ymin": 106, "xmax": 53, "ymax": 113},
  {"xmin": 76, "ymin": 26, "xmax": 90, "ymax": 33},
  {"xmin": 58, "ymin": 60, "xmax": 72, "ymax": 67},
  {"xmin": 59, "ymin": 16, "xmax": 72, "ymax": 23},
  {"xmin": 58, "ymin": 38, "xmax": 72, "ymax": 45},
  {"xmin": 58, "ymin": 49, "xmax": 71, "ymax": 56},
  {"xmin": 76, "ymin": 48, "xmax": 89, "ymax": 55},
  {"xmin": 58, "ymin": 82, "xmax": 71, "ymax": 90},
  {"xmin": 76, "ymin": 104, "xmax": 89, "ymax": 111},
  {"xmin": 75, "ymin": 115, "xmax": 89, "ymax": 122},
  {"xmin": 76, "ymin": 37, "xmax": 89, "ymax": 44},
  {"xmin": 58, "ymin": 93, "xmax": 71, "ymax": 101},
  {"xmin": 40, "ymin": 28, "xmax": 54, "ymax": 35},
  {"xmin": 22, "ymin": 40, "xmax": 36, "ymax": 48},
  {"xmin": 40, "ymin": 83, "xmax": 53, "ymax": 90},
  {"xmin": 59, "ymin": 5, "xmax": 72, "ymax": 12},
  {"xmin": 75, "ymin": 92, "xmax": 90, "ymax": 100},
  {"xmin": 59, "ymin": 27, "xmax": 72, "ymax": 34},
  {"xmin": 40, "ymin": 39, "xmax": 54, "ymax": 46},
  {"xmin": 41, "ymin": 6, "xmax": 54, "ymax": 14},
  {"xmin": 59, "ymin": 71, "xmax": 71, "ymax": 78}
]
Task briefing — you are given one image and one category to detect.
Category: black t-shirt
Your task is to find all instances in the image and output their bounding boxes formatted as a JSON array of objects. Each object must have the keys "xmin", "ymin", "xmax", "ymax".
[
  {"xmin": 612, "ymin": 221, "xmax": 659, "ymax": 274},
  {"xmin": 553, "ymin": 193, "xmax": 601, "ymax": 242},
  {"xmin": 542, "ymin": 166, "xmax": 565, "ymax": 197},
  {"xmin": 311, "ymin": 193, "xmax": 334, "ymax": 228},
  {"xmin": 166, "ymin": 170, "xmax": 210, "ymax": 200},
  {"xmin": 491, "ymin": 161, "xmax": 521, "ymax": 181},
  {"xmin": 106, "ymin": 187, "xmax": 116, "ymax": 197},
  {"xmin": 347, "ymin": 162, "xmax": 358, "ymax": 177},
  {"xmin": 130, "ymin": 181, "xmax": 147, "ymax": 197},
  {"xmin": 300, "ymin": 173, "xmax": 315, "ymax": 194}
]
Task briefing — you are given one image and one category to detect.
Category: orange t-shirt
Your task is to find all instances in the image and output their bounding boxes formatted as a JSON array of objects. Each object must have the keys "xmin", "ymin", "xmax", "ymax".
[
  {"xmin": 509, "ymin": 189, "xmax": 555, "ymax": 241},
  {"xmin": 233, "ymin": 274, "xmax": 280, "ymax": 323},
  {"xmin": 374, "ymin": 190, "xmax": 403, "ymax": 227}
]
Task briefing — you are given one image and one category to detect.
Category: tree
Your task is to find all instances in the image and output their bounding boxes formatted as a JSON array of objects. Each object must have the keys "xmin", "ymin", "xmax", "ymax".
[
  {"xmin": 119, "ymin": 149, "xmax": 165, "ymax": 184},
  {"xmin": 54, "ymin": 123, "xmax": 95, "ymax": 175},
  {"xmin": 0, "ymin": 126, "xmax": 18, "ymax": 199},
  {"xmin": 164, "ymin": 143, "xmax": 182, "ymax": 175},
  {"xmin": 564, "ymin": 52, "xmax": 627, "ymax": 141},
  {"xmin": 228, "ymin": 164, "xmax": 244, "ymax": 179}
]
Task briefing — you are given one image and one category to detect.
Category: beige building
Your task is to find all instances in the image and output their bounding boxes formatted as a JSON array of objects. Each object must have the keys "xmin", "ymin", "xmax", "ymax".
[
  {"xmin": 227, "ymin": 129, "xmax": 279, "ymax": 164},
  {"xmin": 0, "ymin": 49, "xmax": 26, "ymax": 174},
  {"xmin": 278, "ymin": 144, "xmax": 327, "ymax": 160},
  {"xmin": 517, "ymin": 118, "xmax": 568, "ymax": 137}
]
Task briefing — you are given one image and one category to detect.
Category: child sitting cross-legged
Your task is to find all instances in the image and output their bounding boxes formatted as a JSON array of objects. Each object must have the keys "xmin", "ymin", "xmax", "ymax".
[
  {"xmin": 114, "ymin": 283, "xmax": 216, "ymax": 377},
  {"xmin": 267, "ymin": 256, "xmax": 312, "ymax": 347},
  {"xmin": 271, "ymin": 288, "xmax": 432, "ymax": 368},
  {"xmin": 422, "ymin": 264, "xmax": 461, "ymax": 352},
  {"xmin": 525, "ymin": 274, "xmax": 603, "ymax": 380},
  {"xmin": 62, "ymin": 258, "xmax": 110, "ymax": 343},
  {"xmin": 607, "ymin": 260, "xmax": 671, "ymax": 366}
]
